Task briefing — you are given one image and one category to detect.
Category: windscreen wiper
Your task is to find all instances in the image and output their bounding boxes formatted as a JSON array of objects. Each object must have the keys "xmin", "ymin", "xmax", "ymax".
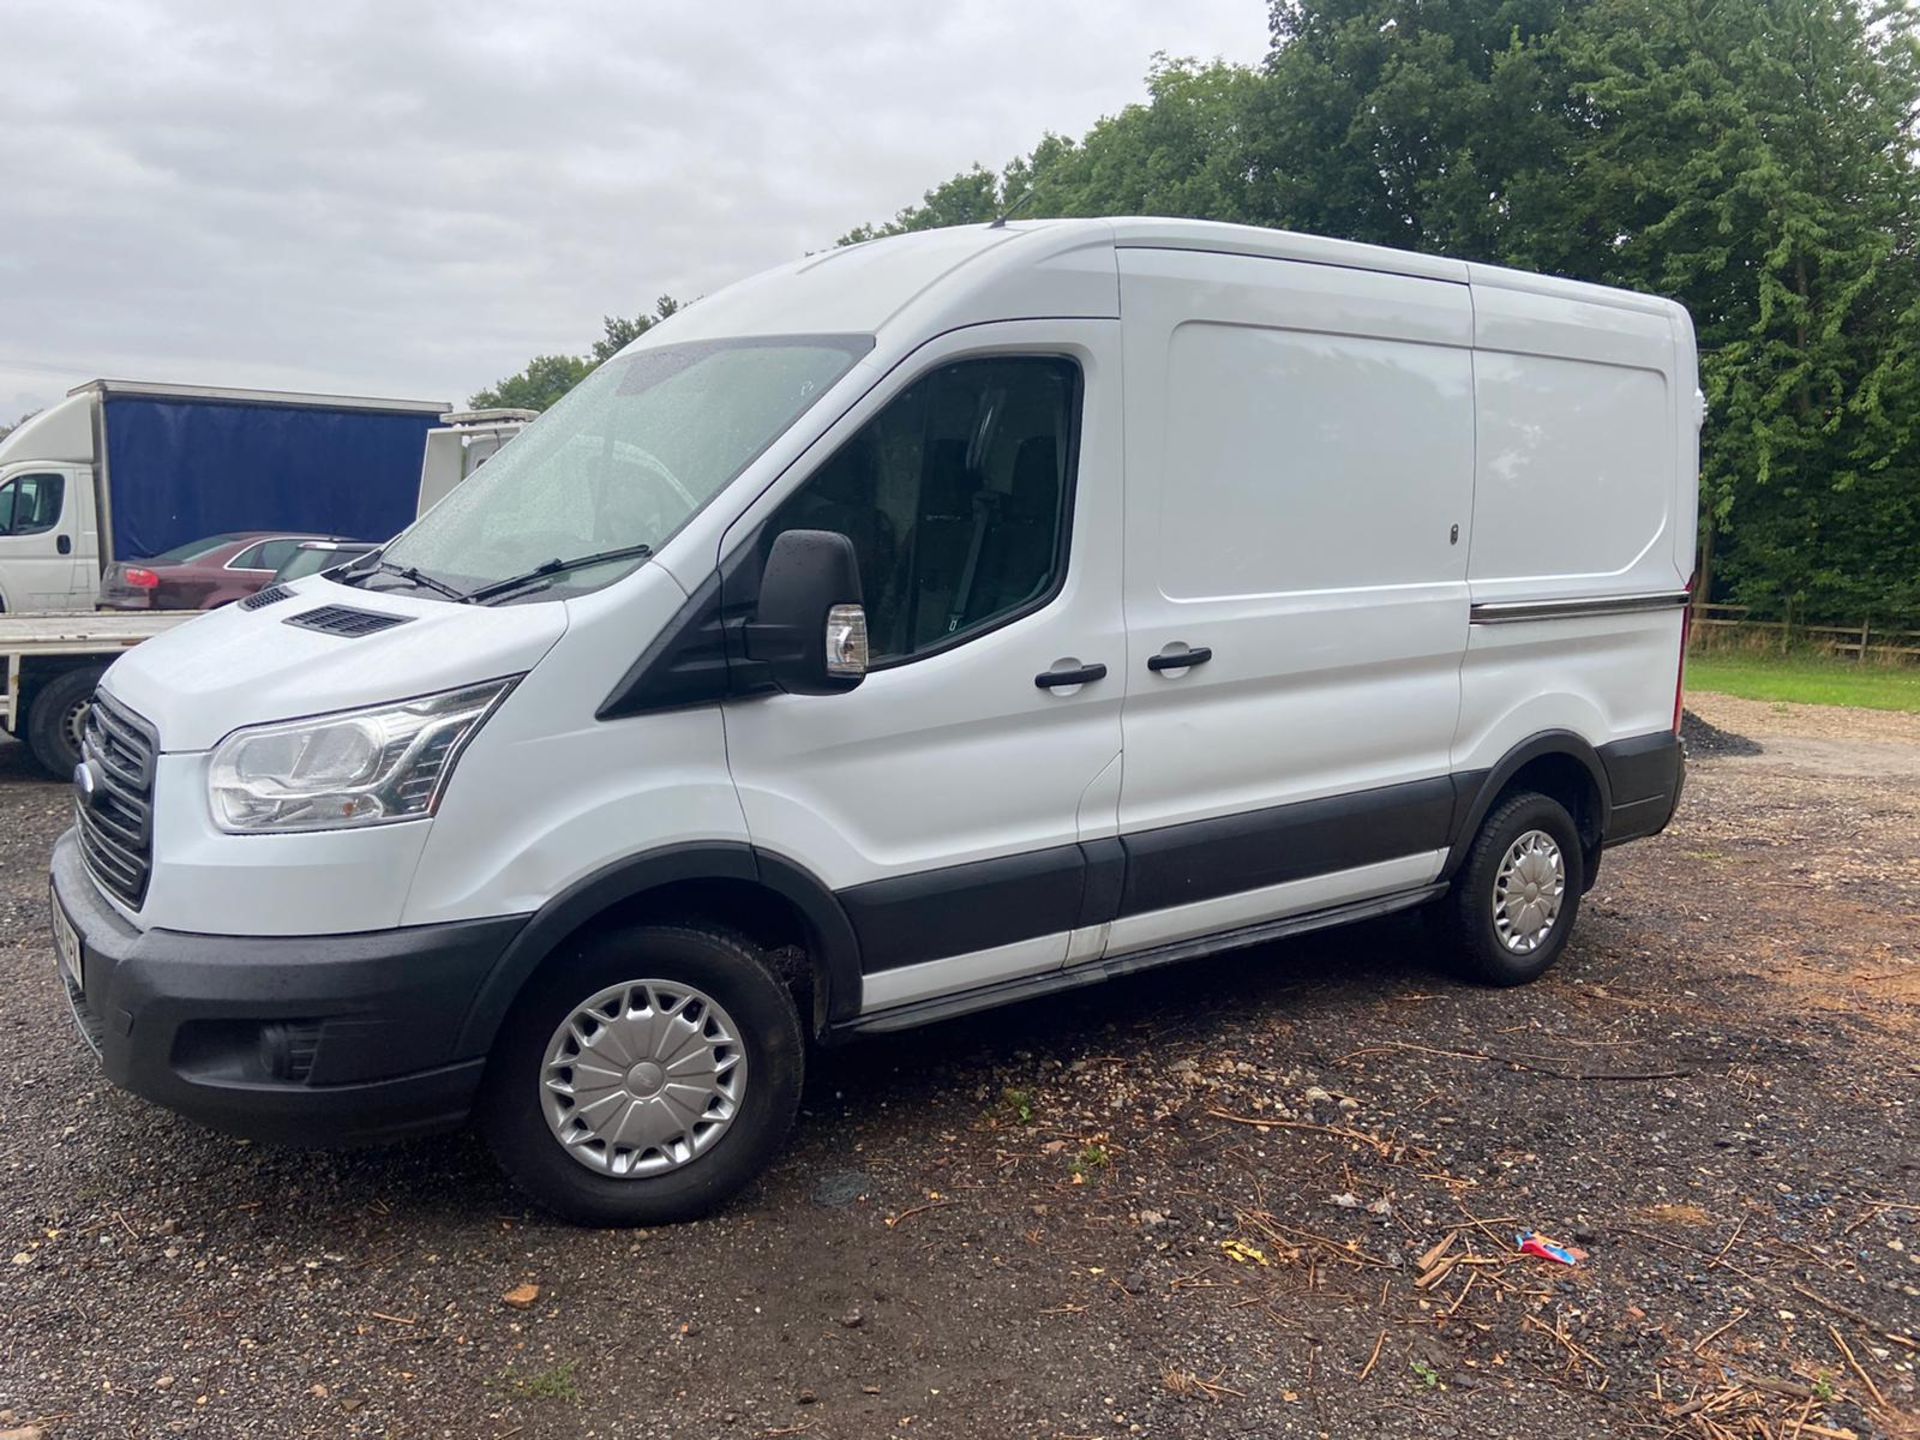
[
  {"xmin": 357, "ymin": 559, "xmax": 467, "ymax": 602},
  {"xmin": 466, "ymin": 543, "xmax": 655, "ymax": 605}
]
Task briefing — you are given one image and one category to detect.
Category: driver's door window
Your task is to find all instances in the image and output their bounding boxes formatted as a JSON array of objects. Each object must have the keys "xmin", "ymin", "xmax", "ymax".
[
  {"xmin": 766, "ymin": 356, "xmax": 1077, "ymax": 665},
  {"xmin": 0, "ymin": 473, "xmax": 64, "ymax": 537}
]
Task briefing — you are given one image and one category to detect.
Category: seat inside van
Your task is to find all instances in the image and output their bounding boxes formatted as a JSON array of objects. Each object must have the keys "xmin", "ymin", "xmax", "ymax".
[{"xmin": 769, "ymin": 355, "xmax": 1073, "ymax": 661}]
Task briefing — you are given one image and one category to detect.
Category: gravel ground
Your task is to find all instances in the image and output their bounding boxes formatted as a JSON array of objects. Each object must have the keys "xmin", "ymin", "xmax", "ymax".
[{"xmin": 2, "ymin": 693, "xmax": 1916, "ymax": 1440}]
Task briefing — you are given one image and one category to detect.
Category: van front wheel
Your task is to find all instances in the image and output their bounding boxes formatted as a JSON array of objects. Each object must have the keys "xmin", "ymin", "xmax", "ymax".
[
  {"xmin": 477, "ymin": 923, "xmax": 805, "ymax": 1226},
  {"xmin": 1442, "ymin": 791, "xmax": 1585, "ymax": 986}
]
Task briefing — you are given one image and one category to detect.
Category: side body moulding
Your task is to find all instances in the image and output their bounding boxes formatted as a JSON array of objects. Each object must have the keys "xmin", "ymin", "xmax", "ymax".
[{"xmin": 452, "ymin": 734, "xmax": 1674, "ymax": 1051}]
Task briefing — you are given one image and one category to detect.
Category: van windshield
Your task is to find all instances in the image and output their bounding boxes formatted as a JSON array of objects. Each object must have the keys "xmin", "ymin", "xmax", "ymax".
[{"xmin": 379, "ymin": 335, "xmax": 872, "ymax": 598}]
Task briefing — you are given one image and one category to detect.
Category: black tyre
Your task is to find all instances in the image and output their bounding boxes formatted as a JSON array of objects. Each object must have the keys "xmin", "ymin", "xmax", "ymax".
[
  {"xmin": 1442, "ymin": 790, "xmax": 1585, "ymax": 986},
  {"xmin": 27, "ymin": 666, "xmax": 103, "ymax": 778},
  {"xmin": 477, "ymin": 923, "xmax": 805, "ymax": 1226}
]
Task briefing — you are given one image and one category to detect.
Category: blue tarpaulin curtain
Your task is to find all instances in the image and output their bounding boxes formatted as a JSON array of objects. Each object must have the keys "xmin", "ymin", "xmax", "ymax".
[{"xmin": 102, "ymin": 397, "xmax": 442, "ymax": 561}]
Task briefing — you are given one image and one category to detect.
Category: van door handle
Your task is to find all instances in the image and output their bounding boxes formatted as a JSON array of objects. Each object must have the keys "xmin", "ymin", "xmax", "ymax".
[
  {"xmin": 1147, "ymin": 645, "xmax": 1212, "ymax": 672},
  {"xmin": 56, "ymin": 535, "xmax": 72, "ymax": 555},
  {"xmin": 1035, "ymin": 662, "xmax": 1107, "ymax": 689}
]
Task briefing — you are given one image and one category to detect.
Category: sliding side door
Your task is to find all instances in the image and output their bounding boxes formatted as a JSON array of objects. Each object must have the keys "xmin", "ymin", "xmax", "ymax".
[{"xmin": 1106, "ymin": 248, "xmax": 1475, "ymax": 957}]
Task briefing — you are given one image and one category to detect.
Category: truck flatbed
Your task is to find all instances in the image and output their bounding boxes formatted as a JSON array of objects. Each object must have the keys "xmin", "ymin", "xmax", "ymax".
[
  {"xmin": 2, "ymin": 611, "xmax": 192, "ymax": 770},
  {"xmin": 0, "ymin": 611, "xmax": 191, "ymax": 653}
]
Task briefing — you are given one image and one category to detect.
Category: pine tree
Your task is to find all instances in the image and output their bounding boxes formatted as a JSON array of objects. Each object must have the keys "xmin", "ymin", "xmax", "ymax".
[{"xmin": 1559, "ymin": 0, "xmax": 1918, "ymax": 617}]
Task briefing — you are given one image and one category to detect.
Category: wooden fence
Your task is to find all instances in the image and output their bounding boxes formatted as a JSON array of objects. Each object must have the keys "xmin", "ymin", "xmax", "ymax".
[{"xmin": 1689, "ymin": 603, "xmax": 1920, "ymax": 664}]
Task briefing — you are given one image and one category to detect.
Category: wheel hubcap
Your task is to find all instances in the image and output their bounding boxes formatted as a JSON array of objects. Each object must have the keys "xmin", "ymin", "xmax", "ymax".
[
  {"xmin": 1492, "ymin": 829, "xmax": 1565, "ymax": 954},
  {"xmin": 539, "ymin": 979, "xmax": 746, "ymax": 1179},
  {"xmin": 64, "ymin": 699, "xmax": 90, "ymax": 759}
]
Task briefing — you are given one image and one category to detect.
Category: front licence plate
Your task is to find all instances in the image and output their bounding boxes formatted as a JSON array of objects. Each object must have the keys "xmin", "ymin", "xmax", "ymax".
[{"xmin": 50, "ymin": 887, "xmax": 83, "ymax": 996}]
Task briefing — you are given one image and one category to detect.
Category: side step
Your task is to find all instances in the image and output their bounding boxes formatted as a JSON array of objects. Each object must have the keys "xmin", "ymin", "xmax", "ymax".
[{"xmin": 840, "ymin": 882, "xmax": 1446, "ymax": 1036}]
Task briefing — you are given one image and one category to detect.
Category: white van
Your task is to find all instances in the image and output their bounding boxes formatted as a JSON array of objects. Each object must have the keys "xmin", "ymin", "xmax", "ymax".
[{"xmin": 49, "ymin": 220, "xmax": 1697, "ymax": 1225}]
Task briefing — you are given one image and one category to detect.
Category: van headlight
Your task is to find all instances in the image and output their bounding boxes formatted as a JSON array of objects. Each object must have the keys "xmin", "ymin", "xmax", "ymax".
[{"xmin": 208, "ymin": 678, "xmax": 518, "ymax": 833}]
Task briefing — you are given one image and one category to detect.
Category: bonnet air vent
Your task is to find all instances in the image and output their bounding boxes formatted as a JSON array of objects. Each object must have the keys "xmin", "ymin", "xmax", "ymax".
[
  {"xmin": 283, "ymin": 604, "xmax": 413, "ymax": 638},
  {"xmin": 240, "ymin": 584, "xmax": 293, "ymax": 611}
]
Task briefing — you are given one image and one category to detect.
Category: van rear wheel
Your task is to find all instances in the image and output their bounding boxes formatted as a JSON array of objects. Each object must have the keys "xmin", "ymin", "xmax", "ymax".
[
  {"xmin": 477, "ymin": 923, "xmax": 804, "ymax": 1226},
  {"xmin": 1442, "ymin": 790, "xmax": 1585, "ymax": 986}
]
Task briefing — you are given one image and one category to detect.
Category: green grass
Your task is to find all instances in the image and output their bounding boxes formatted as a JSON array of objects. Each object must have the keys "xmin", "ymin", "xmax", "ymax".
[
  {"xmin": 1687, "ymin": 652, "xmax": 1920, "ymax": 713},
  {"xmin": 495, "ymin": 1361, "xmax": 581, "ymax": 1404}
]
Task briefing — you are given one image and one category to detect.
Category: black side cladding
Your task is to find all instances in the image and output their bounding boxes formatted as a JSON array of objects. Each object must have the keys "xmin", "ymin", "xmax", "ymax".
[
  {"xmin": 841, "ymin": 843, "xmax": 1087, "ymax": 974},
  {"xmin": 841, "ymin": 776, "xmax": 1463, "ymax": 976},
  {"xmin": 1117, "ymin": 775, "xmax": 1456, "ymax": 917},
  {"xmin": 1597, "ymin": 731, "xmax": 1686, "ymax": 844}
]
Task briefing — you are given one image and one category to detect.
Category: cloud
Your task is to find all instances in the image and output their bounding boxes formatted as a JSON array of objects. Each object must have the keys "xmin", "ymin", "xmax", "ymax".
[{"xmin": 0, "ymin": 0, "xmax": 1267, "ymax": 416}]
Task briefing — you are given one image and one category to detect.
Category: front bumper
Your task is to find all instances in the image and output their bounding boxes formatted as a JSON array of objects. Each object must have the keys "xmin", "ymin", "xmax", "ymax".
[{"xmin": 50, "ymin": 830, "xmax": 526, "ymax": 1145}]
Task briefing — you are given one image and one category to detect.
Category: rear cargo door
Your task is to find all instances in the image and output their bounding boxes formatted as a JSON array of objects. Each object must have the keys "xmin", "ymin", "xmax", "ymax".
[{"xmin": 1107, "ymin": 247, "xmax": 1476, "ymax": 957}]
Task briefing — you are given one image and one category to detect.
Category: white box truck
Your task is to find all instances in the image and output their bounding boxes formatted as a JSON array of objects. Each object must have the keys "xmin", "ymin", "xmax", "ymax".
[
  {"xmin": 49, "ymin": 219, "xmax": 1699, "ymax": 1225},
  {"xmin": 0, "ymin": 379, "xmax": 449, "ymax": 614},
  {"xmin": 0, "ymin": 385, "xmax": 510, "ymax": 776},
  {"xmin": 417, "ymin": 408, "xmax": 539, "ymax": 515}
]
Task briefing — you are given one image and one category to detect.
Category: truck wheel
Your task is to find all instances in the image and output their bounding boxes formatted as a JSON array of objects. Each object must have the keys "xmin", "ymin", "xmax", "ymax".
[
  {"xmin": 27, "ymin": 667, "xmax": 103, "ymax": 777},
  {"xmin": 477, "ymin": 923, "xmax": 805, "ymax": 1226},
  {"xmin": 1442, "ymin": 790, "xmax": 1585, "ymax": 986}
]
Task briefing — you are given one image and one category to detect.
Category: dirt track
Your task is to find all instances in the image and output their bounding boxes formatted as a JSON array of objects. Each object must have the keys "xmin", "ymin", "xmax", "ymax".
[{"xmin": 1, "ymin": 692, "xmax": 1916, "ymax": 1439}]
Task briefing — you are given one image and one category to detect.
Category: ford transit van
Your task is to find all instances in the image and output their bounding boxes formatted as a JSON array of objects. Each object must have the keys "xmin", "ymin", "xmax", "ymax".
[{"xmin": 49, "ymin": 220, "xmax": 1697, "ymax": 1224}]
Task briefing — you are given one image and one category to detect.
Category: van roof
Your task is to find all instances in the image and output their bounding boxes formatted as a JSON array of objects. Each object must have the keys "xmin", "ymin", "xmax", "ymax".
[
  {"xmin": 648, "ymin": 218, "xmax": 1680, "ymax": 349},
  {"xmin": 1108, "ymin": 219, "xmax": 1679, "ymax": 316}
]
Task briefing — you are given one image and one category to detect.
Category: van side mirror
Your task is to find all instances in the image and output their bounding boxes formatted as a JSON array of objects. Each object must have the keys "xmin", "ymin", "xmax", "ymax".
[{"xmin": 744, "ymin": 529, "xmax": 867, "ymax": 695}]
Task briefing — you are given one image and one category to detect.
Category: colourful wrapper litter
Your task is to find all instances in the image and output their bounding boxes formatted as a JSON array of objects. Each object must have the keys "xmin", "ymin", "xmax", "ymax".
[{"xmin": 1516, "ymin": 1231, "xmax": 1586, "ymax": 1266}]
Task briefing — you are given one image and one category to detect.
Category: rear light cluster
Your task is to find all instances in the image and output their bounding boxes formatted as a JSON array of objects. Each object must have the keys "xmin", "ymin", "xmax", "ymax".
[{"xmin": 122, "ymin": 567, "xmax": 160, "ymax": 590}]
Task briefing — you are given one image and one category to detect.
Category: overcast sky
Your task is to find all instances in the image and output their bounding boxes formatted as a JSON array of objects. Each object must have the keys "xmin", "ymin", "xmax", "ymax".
[{"xmin": 0, "ymin": 1, "xmax": 1269, "ymax": 420}]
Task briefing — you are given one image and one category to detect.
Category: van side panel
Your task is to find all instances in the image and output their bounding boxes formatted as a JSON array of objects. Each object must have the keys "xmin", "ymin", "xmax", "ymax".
[
  {"xmin": 1453, "ymin": 278, "xmax": 1693, "ymax": 779},
  {"xmin": 1111, "ymin": 248, "xmax": 1474, "ymax": 954}
]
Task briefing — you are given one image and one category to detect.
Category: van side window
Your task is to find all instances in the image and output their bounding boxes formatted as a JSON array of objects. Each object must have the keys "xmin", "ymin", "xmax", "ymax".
[
  {"xmin": 0, "ymin": 472, "xmax": 64, "ymax": 537},
  {"xmin": 769, "ymin": 356, "xmax": 1077, "ymax": 663}
]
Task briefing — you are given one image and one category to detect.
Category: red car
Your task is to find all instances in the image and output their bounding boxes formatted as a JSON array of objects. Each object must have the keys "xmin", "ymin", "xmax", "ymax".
[{"xmin": 97, "ymin": 531, "xmax": 352, "ymax": 611}]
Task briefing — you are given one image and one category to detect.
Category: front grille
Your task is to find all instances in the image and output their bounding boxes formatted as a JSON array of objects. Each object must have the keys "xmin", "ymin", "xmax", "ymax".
[
  {"xmin": 76, "ymin": 692, "xmax": 157, "ymax": 909},
  {"xmin": 284, "ymin": 604, "xmax": 411, "ymax": 638}
]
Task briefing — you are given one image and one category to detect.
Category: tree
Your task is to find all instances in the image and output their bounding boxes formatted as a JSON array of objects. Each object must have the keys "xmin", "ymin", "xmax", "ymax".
[
  {"xmin": 1561, "ymin": 0, "xmax": 1920, "ymax": 621},
  {"xmin": 0, "ymin": 411, "xmax": 36, "ymax": 443},
  {"xmin": 839, "ymin": 166, "xmax": 1003, "ymax": 244},
  {"xmin": 836, "ymin": 0, "xmax": 1920, "ymax": 623},
  {"xmin": 1253, "ymin": 0, "xmax": 1597, "ymax": 270},
  {"xmin": 838, "ymin": 60, "xmax": 1266, "ymax": 241},
  {"xmin": 472, "ymin": 295, "xmax": 684, "ymax": 411},
  {"xmin": 469, "ymin": 353, "xmax": 595, "ymax": 412},
  {"xmin": 590, "ymin": 295, "xmax": 683, "ymax": 365}
]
